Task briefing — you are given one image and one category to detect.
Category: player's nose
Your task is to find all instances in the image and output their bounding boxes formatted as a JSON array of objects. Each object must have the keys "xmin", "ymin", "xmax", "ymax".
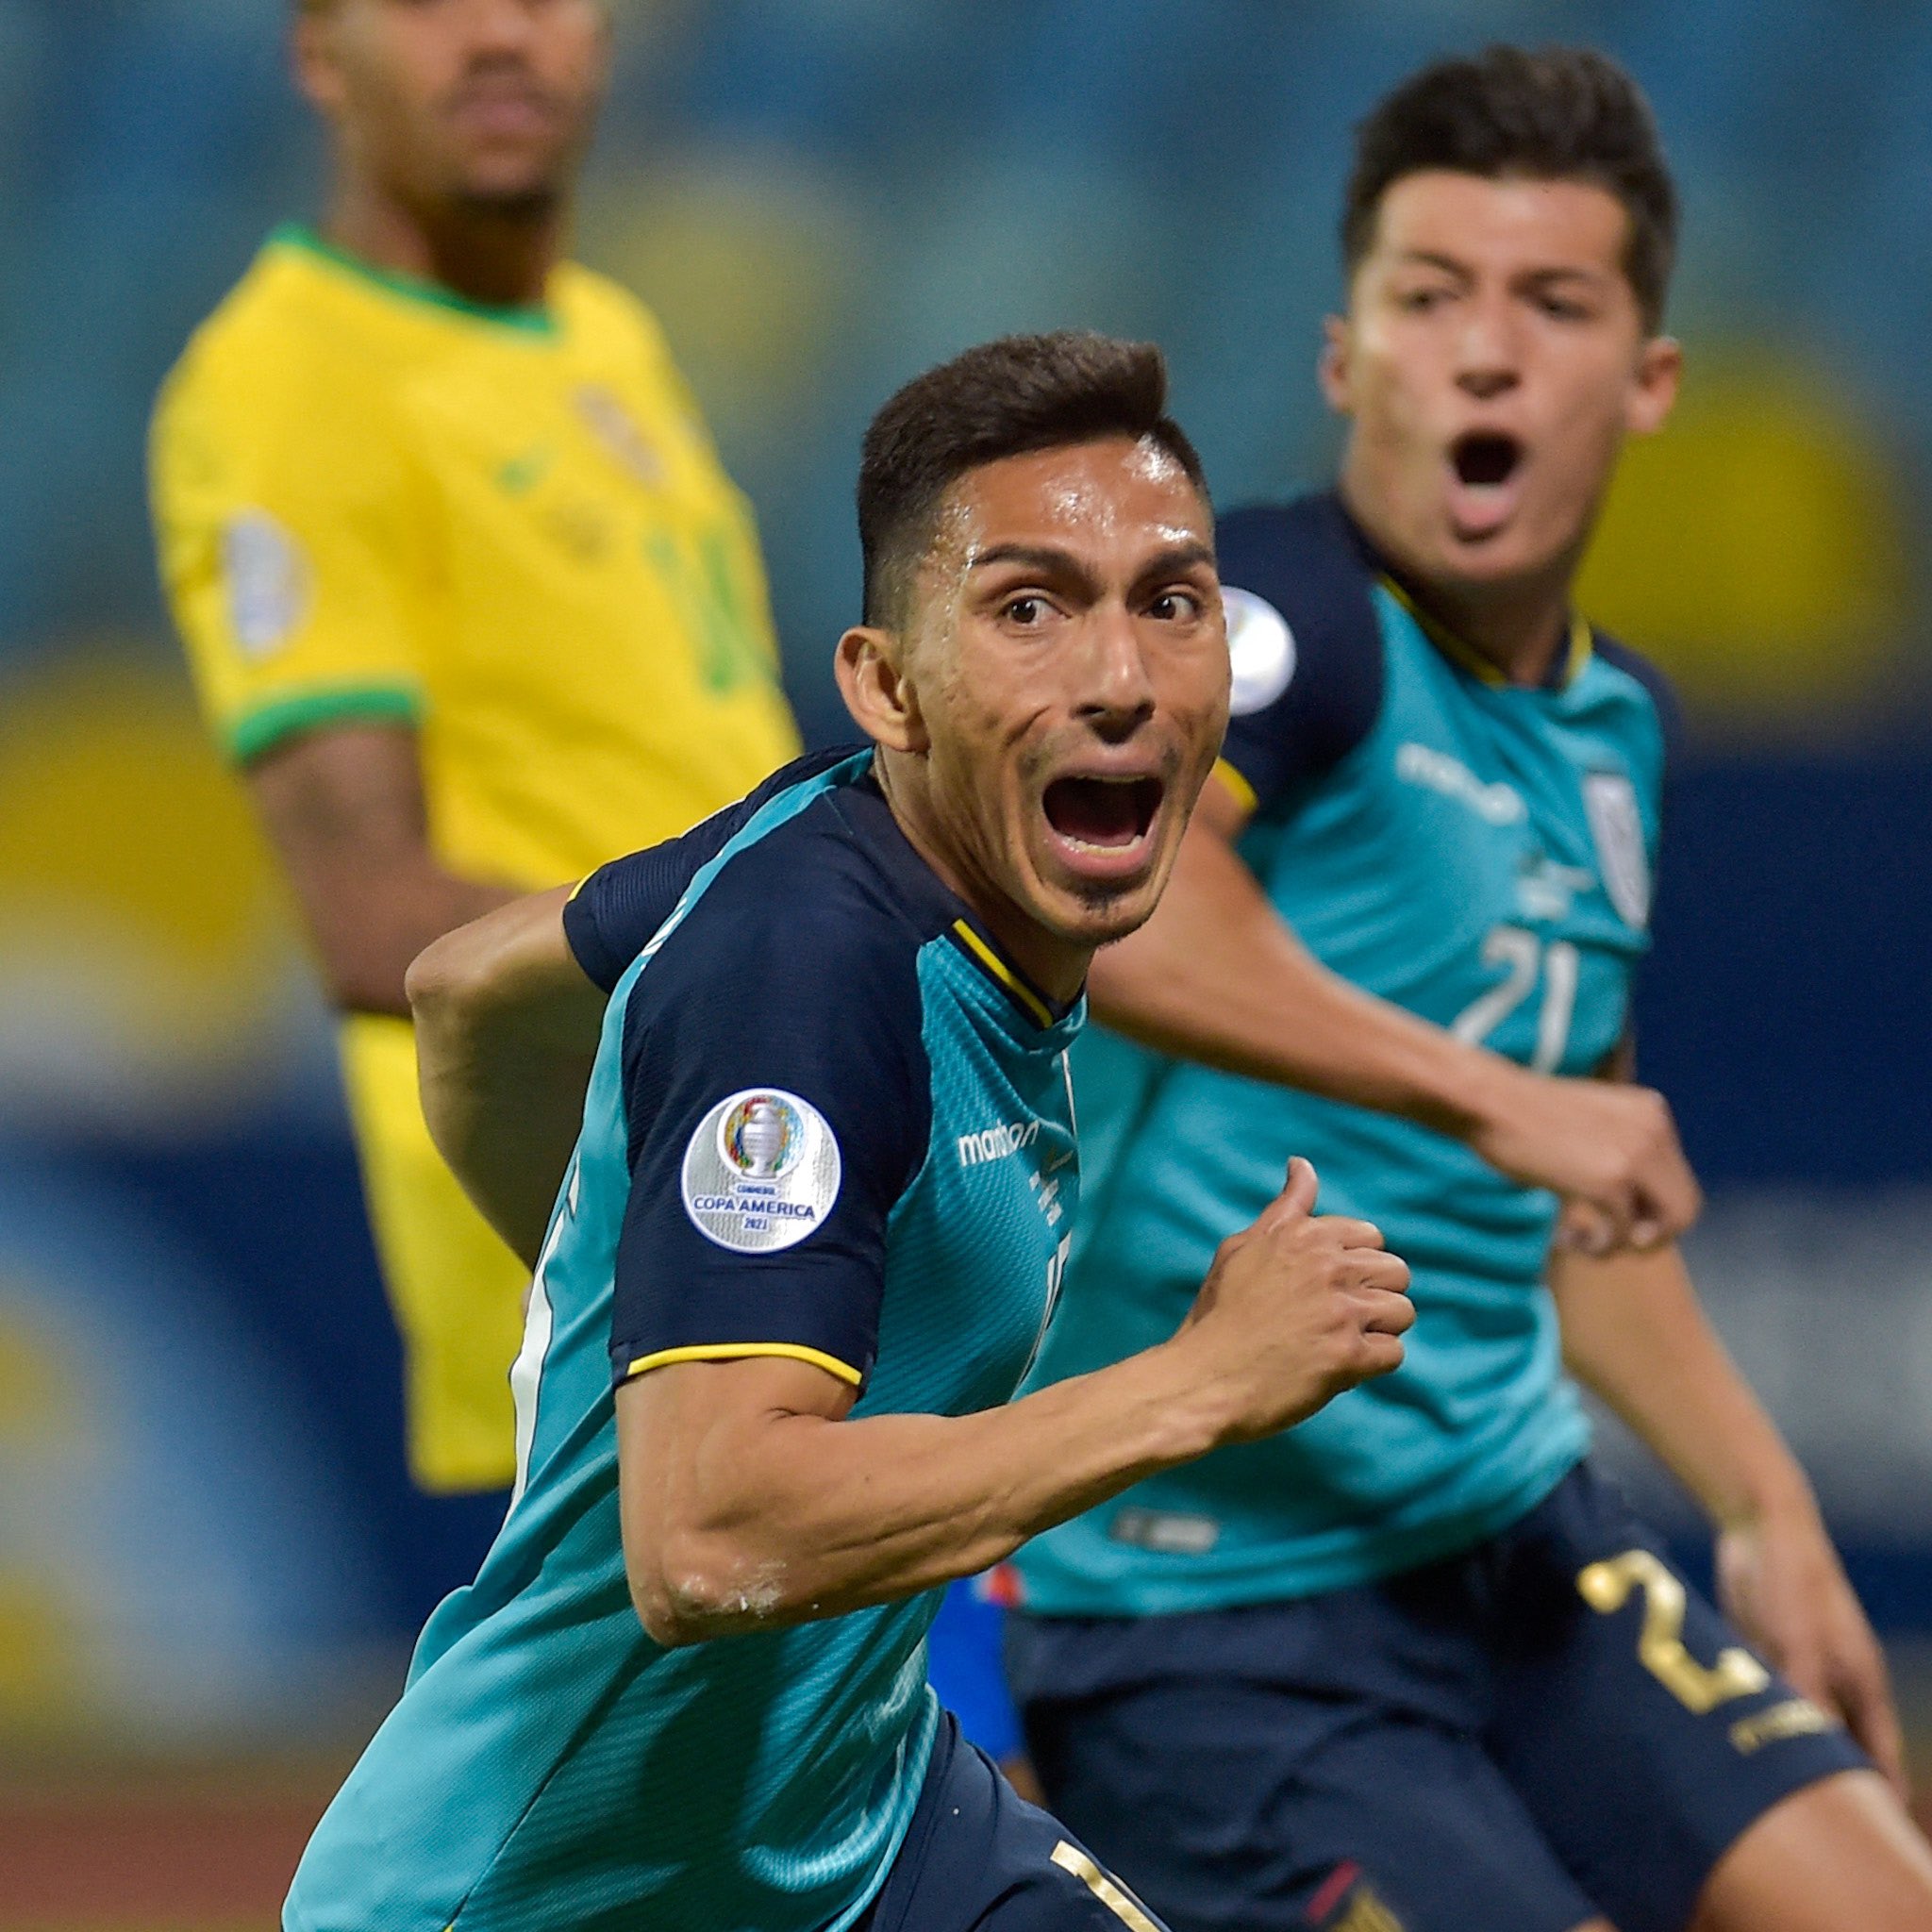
[
  {"xmin": 1074, "ymin": 604, "xmax": 1157, "ymax": 737},
  {"xmin": 1453, "ymin": 295, "xmax": 1523, "ymax": 399},
  {"xmin": 459, "ymin": 0, "xmax": 542, "ymax": 54}
]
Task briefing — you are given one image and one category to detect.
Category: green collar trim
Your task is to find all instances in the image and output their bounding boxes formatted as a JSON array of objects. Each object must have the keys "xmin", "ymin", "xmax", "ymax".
[{"xmin": 271, "ymin": 223, "xmax": 558, "ymax": 337}]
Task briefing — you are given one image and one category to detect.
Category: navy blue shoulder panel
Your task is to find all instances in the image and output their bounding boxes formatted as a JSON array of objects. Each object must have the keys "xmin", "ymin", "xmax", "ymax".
[
  {"xmin": 608, "ymin": 776, "xmax": 951, "ymax": 1392},
  {"xmin": 1591, "ymin": 632, "xmax": 1683, "ymax": 784},
  {"xmin": 1216, "ymin": 494, "xmax": 1386, "ymax": 817},
  {"xmin": 564, "ymin": 743, "xmax": 868, "ymax": 993}
]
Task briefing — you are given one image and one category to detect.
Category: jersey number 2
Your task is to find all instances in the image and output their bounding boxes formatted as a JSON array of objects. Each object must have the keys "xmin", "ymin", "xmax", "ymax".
[
  {"xmin": 1451, "ymin": 925, "xmax": 1579, "ymax": 1074},
  {"xmin": 1576, "ymin": 1549, "xmax": 1771, "ymax": 1714}
]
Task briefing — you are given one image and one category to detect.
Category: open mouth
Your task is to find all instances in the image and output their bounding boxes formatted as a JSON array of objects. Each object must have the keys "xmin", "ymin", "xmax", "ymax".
[
  {"xmin": 448, "ymin": 82, "xmax": 558, "ymax": 138},
  {"xmin": 1041, "ymin": 774, "xmax": 1165, "ymax": 851},
  {"xmin": 1452, "ymin": 432, "xmax": 1523, "ymax": 489}
]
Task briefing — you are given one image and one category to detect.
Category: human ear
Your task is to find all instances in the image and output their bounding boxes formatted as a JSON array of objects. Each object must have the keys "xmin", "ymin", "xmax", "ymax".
[
  {"xmin": 835, "ymin": 626, "xmax": 929, "ymax": 755},
  {"xmin": 292, "ymin": 9, "xmax": 347, "ymax": 117},
  {"xmin": 1318, "ymin": 315, "xmax": 1354, "ymax": 416},
  {"xmin": 1625, "ymin": 334, "xmax": 1683, "ymax": 439}
]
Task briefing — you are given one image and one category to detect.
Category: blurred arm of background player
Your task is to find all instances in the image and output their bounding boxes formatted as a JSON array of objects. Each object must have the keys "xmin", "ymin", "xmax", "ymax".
[
  {"xmin": 408, "ymin": 883, "xmax": 601, "ymax": 1268},
  {"xmin": 1087, "ymin": 770, "xmax": 1701, "ymax": 1252},
  {"xmin": 248, "ymin": 723, "xmax": 519, "ymax": 1017},
  {"xmin": 1550, "ymin": 1230, "xmax": 1907, "ymax": 1792}
]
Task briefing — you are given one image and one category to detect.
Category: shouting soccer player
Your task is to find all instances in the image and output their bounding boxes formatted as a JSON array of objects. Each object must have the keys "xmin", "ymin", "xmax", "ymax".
[
  {"xmin": 1001, "ymin": 48, "xmax": 1932, "ymax": 1932},
  {"xmin": 280, "ymin": 333, "xmax": 1415, "ymax": 1932},
  {"xmin": 152, "ymin": 0, "xmax": 798, "ymax": 1527}
]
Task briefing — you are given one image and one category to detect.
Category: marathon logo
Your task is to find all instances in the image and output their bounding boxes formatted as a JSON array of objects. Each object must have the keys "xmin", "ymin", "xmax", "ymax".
[{"xmin": 958, "ymin": 1118, "xmax": 1041, "ymax": 1168}]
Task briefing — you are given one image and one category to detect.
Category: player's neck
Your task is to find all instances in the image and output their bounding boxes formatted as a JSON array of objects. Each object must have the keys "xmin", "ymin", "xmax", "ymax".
[
  {"xmin": 1407, "ymin": 574, "xmax": 1574, "ymax": 689},
  {"xmin": 1341, "ymin": 480, "xmax": 1578, "ymax": 688},
  {"xmin": 873, "ymin": 753, "xmax": 1091, "ymax": 1008},
  {"xmin": 322, "ymin": 175, "xmax": 564, "ymax": 311}
]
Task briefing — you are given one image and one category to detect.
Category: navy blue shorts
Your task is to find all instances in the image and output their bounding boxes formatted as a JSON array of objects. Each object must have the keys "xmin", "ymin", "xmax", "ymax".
[
  {"xmin": 857, "ymin": 1707, "xmax": 1170, "ymax": 1930},
  {"xmin": 1007, "ymin": 1463, "xmax": 1866, "ymax": 1932}
]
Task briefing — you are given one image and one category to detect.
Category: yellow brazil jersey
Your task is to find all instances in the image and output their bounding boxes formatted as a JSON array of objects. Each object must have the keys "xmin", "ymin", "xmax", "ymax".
[{"xmin": 151, "ymin": 226, "xmax": 800, "ymax": 1493}]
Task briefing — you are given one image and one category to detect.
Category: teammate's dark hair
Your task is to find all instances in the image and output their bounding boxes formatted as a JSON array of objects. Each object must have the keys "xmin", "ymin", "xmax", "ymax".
[
  {"xmin": 1343, "ymin": 46, "xmax": 1677, "ymax": 331},
  {"xmin": 857, "ymin": 331, "xmax": 1207, "ymax": 631}
]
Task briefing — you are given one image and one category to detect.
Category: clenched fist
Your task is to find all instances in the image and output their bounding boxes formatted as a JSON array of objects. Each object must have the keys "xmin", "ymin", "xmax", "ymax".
[
  {"xmin": 1174, "ymin": 1157, "xmax": 1413, "ymax": 1446},
  {"xmin": 1466, "ymin": 1061, "xmax": 1702, "ymax": 1254}
]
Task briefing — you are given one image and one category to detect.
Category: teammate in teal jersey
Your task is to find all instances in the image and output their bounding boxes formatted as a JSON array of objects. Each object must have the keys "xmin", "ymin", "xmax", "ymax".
[
  {"xmin": 1001, "ymin": 49, "xmax": 1932, "ymax": 1932},
  {"xmin": 280, "ymin": 331, "xmax": 1415, "ymax": 1932}
]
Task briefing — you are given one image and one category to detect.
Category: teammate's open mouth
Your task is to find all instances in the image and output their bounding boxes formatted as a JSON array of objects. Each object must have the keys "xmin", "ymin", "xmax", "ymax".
[
  {"xmin": 1041, "ymin": 774, "xmax": 1165, "ymax": 851},
  {"xmin": 1451, "ymin": 432, "xmax": 1523, "ymax": 488}
]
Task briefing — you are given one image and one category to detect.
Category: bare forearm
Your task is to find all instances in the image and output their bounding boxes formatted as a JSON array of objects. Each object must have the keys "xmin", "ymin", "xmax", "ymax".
[
  {"xmin": 1091, "ymin": 791, "xmax": 1700, "ymax": 1251},
  {"xmin": 629, "ymin": 1340, "xmax": 1228, "ymax": 1645},
  {"xmin": 1089, "ymin": 828, "xmax": 1507, "ymax": 1138},
  {"xmin": 408, "ymin": 887, "xmax": 605, "ymax": 1266},
  {"xmin": 1551, "ymin": 1242, "xmax": 1816, "ymax": 1530},
  {"xmin": 322, "ymin": 870, "xmax": 518, "ymax": 1016},
  {"xmin": 626, "ymin": 1164, "xmax": 1411, "ymax": 1647},
  {"xmin": 249, "ymin": 724, "xmax": 518, "ymax": 1015}
]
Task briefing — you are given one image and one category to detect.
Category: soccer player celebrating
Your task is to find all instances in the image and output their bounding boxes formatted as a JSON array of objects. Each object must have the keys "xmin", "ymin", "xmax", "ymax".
[
  {"xmin": 1000, "ymin": 48, "xmax": 1932, "ymax": 1932},
  {"xmin": 150, "ymin": 0, "xmax": 798, "ymax": 1518},
  {"xmin": 279, "ymin": 333, "xmax": 1415, "ymax": 1932}
]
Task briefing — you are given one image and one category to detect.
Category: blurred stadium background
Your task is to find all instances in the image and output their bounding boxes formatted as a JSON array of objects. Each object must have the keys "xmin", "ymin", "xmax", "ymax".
[{"xmin": 3, "ymin": 0, "xmax": 1930, "ymax": 1922}]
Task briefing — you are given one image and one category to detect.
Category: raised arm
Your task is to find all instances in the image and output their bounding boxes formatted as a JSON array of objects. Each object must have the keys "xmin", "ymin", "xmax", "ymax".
[
  {"xmin": 1088, "ymin": 771, "xmax": 1700, "ymax": 1250},
  {"xmin": 619, "ymin": 1158, "xmax": 1411, "ymax": 1646},
  {"xmin": 1549, "ymin": 1237, "xmax": 1905, "ymax": 1790}
]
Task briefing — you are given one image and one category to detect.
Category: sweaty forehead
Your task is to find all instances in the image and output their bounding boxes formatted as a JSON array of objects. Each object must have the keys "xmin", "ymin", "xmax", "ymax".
[{"xmin": 936, "ymin": 438, "xmax": 1208, "ymax": 568}]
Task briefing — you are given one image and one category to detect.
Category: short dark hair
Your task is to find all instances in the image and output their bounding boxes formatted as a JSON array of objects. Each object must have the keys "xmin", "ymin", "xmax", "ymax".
[
  {"xmin": 858, "ymin": 330, "xmax": 1207, "ymax": 629},
  {"xmin": 1342, "ymin": 46, "xmax": 1678, "ymax": 331}
]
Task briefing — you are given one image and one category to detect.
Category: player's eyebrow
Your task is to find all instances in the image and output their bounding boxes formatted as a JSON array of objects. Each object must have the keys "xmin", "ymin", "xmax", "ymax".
[
  {"xmin": 1130, "ymin": 540, "xmax": 1217, "ymax": 592},
  {"xmin": 969, "ymin": 542, "xmax": 1091, "ymax": 577},
  {"xmin": 1393, "ymin": 249, "xmax": 1474, "ymax": 279},
  {"xmin": 967, "ymin": 542, "xmax": 1107, "ymax": 604},
  {"xmin": 1396, "ymin": 250, "xmax": 1611, "ymax": 289},
  {"xmin": 1520, "ymin": 263, "xmax": 1611, "ymax": 286},
  {"xmin": 968, "ymin": 539, "xmax": 1215, "ymax": 600}
]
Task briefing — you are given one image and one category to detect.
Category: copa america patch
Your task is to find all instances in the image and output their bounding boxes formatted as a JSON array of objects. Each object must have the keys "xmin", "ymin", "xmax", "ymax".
[
  {"xmin": 681, "ymin": 1088, "xmax": 841, "ymax": 1254},
  {"xmin": 1224, "ymin": 587, "xmax": 1297, "ymax": 716},
  {"xmin": 222, "ymin": 508, "xmax": 310, "ymax": 659},
  {"xmin": 1583, "ymin": 769, "xmax": 1652, "ymax": 928}
]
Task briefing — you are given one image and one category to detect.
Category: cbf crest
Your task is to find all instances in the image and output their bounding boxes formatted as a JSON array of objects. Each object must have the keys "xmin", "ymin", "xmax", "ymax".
[
  {"xmin": 682, "ymin": 1088, "xmax": 841, "ymax": 1253},
  {"xmin": 1583, "ymin": 770, "xmax": 1652, "ymax": 928}
]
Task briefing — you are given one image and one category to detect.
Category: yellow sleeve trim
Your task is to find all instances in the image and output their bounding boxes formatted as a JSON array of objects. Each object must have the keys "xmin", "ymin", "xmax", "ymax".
[
  {"xmin": 622, "ymin": 1342, "xmax": 864, "ymax": 1386},
  {"xmin": 1210, "ymin": 757, "xmax": 1258, "ymax": 817}
]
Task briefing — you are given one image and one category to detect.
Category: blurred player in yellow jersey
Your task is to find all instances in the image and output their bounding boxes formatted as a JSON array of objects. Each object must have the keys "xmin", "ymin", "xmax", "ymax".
[{"xmin": 150, "ymin": 0, "xmax": 800, "ymax": 1507}]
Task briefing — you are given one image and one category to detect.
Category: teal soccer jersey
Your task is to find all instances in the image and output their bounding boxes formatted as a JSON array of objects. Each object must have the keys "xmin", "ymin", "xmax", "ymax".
[
  {"xmin": 286, "ymin": 751, "xmax": 1082, "ymax": 1932},
  {"xmin": 1012, "ymin": 494, "xmax": 1676, "ymax": 1616}
]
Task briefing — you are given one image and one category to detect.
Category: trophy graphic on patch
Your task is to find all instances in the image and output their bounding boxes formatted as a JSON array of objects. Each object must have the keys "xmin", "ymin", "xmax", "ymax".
[{"xmin": 724, "ymin": 1093, "xmax": 801, "ymax": 1179}]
